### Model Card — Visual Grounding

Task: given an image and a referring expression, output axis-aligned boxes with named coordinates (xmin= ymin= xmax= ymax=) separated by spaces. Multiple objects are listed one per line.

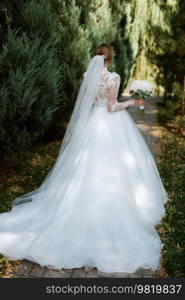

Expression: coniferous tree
xmin=0 ymin=0 xmax=62 ymax=152
xmin=53 ymin=0 xmax=134 ymax=105
xmin=109 ymin=0 xmax=134 ymax=93
xmin=2 ymin=0 xmax=170 ymax=153
xmin=52 ymin=0 xmax=91 ymax=118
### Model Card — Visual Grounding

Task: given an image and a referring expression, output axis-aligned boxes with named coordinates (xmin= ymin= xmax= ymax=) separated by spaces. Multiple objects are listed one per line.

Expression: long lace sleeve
xmin=107 ymin=74 xmax=134 ymax=112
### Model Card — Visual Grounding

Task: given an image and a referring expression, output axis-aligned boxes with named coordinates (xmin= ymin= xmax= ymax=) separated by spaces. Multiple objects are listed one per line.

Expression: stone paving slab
xmin=126 ymin=96 xmax=162 ymax=163
xmin=86 ymin=269 xmax=100 ymax=278
xmin=30 ymin=264 xmax=45 ymax=277
xmin=43 ymin=268 xmax=72 ymax=278
xmin=13 ymin=261 xmax=155 ymax=278
xmin=72 ymin=268 xmax=86 ymax=278
xmin=15 ymin=261 xmax=34 ymax=276
xmin=13 ymin=97 xmax=161 ymax=279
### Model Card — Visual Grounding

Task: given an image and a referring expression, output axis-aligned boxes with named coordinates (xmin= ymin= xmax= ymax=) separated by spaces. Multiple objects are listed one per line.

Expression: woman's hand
xmin=133 ymin=99 xmax=144 ymax=106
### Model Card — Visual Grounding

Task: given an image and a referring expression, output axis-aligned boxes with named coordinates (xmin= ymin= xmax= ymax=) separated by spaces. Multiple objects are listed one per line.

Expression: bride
xmin=0 ymin=44 xmax=168 ymax=274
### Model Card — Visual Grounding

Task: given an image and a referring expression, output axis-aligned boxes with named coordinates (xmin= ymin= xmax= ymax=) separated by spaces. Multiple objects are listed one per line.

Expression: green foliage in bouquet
xmin=131 ymin=89 xmax=151 ymax=99
xmin=130 ymin=89 xmax=151 ymax=116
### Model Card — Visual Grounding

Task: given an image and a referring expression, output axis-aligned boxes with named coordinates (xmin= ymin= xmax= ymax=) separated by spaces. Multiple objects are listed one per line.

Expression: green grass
xmin=0 ymin=127 xmax=184 ymax=277
xmin=0 ymin=139 xmax=61 ymax=277
xmin=157 ymin=132 xmax=185 ymax=277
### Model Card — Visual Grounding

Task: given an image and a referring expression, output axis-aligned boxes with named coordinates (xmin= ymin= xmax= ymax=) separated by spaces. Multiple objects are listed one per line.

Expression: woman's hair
xmin=95 ymin=44 xmax=114 ymax=64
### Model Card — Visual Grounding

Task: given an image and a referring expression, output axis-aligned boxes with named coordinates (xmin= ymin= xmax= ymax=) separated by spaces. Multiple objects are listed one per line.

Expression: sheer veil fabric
xmin=12 ymin=55 xmax=105 ymax=207
xmin=0 ymin=55 xmax=168 ymax=274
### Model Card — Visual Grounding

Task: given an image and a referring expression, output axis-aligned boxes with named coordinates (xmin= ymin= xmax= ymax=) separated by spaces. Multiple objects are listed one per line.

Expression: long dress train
xmin=0 ymin=66 xmax=168 ymax=273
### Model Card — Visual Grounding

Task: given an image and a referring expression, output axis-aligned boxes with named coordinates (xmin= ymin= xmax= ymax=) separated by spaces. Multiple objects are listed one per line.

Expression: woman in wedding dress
xmin=0 ymin=44 xmax=168 ymax=274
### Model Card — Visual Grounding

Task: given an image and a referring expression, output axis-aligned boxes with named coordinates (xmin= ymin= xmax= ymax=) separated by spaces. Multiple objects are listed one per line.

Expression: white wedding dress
xmin=0 ymin=60 xmax=168 ymax=273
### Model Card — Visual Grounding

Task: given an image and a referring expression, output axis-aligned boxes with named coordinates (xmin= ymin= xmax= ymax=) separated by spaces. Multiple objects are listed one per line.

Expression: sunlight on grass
xmin=156 ymin=131 xmax=185 ymax=278
xmin=9 ymin=185 xmax=25 ymax=194
xmin=0 ymin=139 xmax=61 ymax=277
xmin=28 ymin=155 xmax=43 ymax=167
xmin=1 ymin=131 xmax=184 ymax=278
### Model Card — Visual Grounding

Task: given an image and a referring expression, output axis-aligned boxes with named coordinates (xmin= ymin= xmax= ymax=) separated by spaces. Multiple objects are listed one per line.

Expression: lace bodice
xmin=93 ymin=67 xmax=134 ymax=112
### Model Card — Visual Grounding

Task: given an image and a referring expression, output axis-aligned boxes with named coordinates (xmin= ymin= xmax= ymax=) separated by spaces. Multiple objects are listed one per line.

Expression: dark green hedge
xmin=0 ymin=0 xmax=134 ymax=153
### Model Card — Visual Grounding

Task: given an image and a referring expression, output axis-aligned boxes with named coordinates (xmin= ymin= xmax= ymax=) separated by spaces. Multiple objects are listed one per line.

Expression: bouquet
xmin=129 ymin=80 xmax=153 ymax=116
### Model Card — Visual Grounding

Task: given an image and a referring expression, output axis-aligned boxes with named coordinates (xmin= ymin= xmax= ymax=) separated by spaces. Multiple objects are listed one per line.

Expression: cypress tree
xmin=0 ymin=0 xmax=62 ymax=152
xmin=52 ymin=0 xmax=91 ymax=118
xmin=51 ymin=0 xmax=134 ymax=120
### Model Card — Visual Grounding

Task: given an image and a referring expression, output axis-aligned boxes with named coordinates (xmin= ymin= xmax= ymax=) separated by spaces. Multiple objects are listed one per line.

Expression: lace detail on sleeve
xmin=107 ymin=74 xmax=134 ymax=112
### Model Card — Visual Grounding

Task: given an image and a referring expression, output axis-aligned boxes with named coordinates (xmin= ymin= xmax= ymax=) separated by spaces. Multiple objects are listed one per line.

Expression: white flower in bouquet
xmin=129 ymin=80 xmax=153 ymax=116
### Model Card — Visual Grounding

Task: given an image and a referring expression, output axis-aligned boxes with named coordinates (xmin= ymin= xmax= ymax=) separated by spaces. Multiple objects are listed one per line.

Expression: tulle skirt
xmin=0 ymin=105 xmax=168 ymax=273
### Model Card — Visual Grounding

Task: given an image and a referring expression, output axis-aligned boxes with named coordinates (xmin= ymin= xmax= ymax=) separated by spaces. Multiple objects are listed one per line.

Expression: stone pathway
xmin=12 ymin=96 xmax=162 ymax=278
xmin=127 ymin=95 xmax=162 ymax=163
xmin=13 ymin=261 xmax=154 ymax=278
